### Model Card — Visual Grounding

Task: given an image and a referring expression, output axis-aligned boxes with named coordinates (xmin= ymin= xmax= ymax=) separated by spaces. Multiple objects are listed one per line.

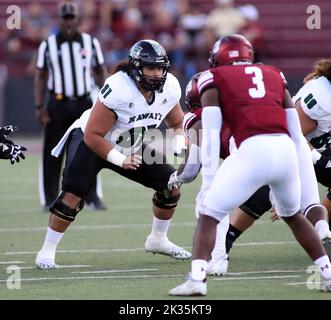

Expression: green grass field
xmin=0 ymin=138 xmax=330 ymax=300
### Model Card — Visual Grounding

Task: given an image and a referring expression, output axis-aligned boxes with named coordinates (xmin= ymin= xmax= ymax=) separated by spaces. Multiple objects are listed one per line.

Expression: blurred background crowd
xmin=0 ymin=0 xmax=330 ymax=132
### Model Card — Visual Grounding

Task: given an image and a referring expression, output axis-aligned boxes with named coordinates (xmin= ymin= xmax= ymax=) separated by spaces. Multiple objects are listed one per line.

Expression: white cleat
xmin=35 ymin=252 xmax=58 ymax=269
xmin=322 ymin=236 xmax=331 ymax=259
xmin=144 ymin=235 xmax=191 ymax=260
xmin=169 ymin=278 xmax=207 ymax=296
xmin=320 ymin=275 xmax=331 ymax=292
xmin=207 ymin=256 xmax=228 ymax=276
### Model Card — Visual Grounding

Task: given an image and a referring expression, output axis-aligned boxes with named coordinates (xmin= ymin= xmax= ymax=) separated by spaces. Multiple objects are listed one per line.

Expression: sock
xmin=151 ymin=216 xmax=171 ymax=238
xmin=191 ymin=259 xmax=208 ymax=281
xmin=315 ymin=220 xmax=331 ymax=239
xmin=211 ymin=215 xmax=229 ymax=262
xmin=39 ymin=227 xmax=64 ymax=260
xmin=314 ymin=255 xmax=331 ymax=279
xmin=225 ymin=224 xmax=242 ymax=254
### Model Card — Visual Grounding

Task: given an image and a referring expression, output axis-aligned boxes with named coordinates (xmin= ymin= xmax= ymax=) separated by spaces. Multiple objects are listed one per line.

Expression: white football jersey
xmin=79 ymin=71 xmax=181 ymax=155
xmin=292 ymin=76 xmax=331 ymax=152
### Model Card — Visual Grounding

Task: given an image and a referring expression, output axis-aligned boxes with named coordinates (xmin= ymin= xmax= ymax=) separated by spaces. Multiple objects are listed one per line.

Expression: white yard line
xmin=227 ymin=269 xmax=305 ymax=276
xmin=0 ymin=261 xmax=25 ymax=265
xmin=20 ymin=265 xmax=91 ymax=270
xmin=1 ymin=240 xmax=297 ymax=256
xmin=0 ymin=274 xmax=301 ymax=283
xmin=73 ymin=268 xmax=158 ymax=274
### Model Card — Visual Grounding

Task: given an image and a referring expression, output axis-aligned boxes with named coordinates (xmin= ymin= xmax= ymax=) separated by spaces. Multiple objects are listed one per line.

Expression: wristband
xmin=311 ymin=149 xmax=321 ymax=164
xmin=106 ymin=148 xmax=126 ymax=167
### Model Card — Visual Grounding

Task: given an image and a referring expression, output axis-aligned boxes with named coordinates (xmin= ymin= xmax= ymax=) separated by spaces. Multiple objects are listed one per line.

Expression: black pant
xmin=62 ymin=133 xmax=175 ymax=199
xmin=41 ymin=95 xmax=98 ymax=206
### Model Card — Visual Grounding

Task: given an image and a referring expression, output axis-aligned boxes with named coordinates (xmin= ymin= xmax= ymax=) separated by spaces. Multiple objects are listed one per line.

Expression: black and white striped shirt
xmin=36 ymin=32 xmax=104 ymax=98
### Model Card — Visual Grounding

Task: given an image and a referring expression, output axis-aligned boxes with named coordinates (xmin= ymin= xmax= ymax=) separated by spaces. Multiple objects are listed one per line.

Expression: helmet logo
xmin=229 ymin=50 xmax=239 ymax=58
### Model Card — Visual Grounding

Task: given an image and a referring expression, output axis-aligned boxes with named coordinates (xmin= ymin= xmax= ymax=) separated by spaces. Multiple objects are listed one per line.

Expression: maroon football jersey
xmin=184 ymin=108 xmax=231 ymax=159
xmin=198 ymin=64 xmax=289 ymax=147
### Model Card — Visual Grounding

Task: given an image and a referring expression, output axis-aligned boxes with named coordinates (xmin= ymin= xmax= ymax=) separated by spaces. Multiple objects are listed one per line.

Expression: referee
xmin=34 ymin=2 xmax=107 ymax=211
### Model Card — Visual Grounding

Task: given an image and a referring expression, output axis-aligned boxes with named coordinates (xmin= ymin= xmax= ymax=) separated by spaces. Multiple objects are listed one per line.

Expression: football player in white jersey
xmin=35 ymin=40 xmax=191 ymax=269
xmin=294 ymin=59 xmax=331 ymax=219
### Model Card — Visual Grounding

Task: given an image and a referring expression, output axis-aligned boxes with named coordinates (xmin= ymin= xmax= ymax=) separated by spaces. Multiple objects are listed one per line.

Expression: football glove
xmin=0 ymin=125 xmax=18 ymax=144
xmin=315 ymin=154 xmax=331 ymax=169
xmin=167 ymin=170 xmax=182 ymax=190
xmin=0 ymin=143 xmax=27 ymax=164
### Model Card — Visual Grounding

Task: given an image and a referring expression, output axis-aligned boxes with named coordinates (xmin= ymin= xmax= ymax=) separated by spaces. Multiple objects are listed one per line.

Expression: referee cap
xmin=60 ymin=2 xmax=78 ymax=18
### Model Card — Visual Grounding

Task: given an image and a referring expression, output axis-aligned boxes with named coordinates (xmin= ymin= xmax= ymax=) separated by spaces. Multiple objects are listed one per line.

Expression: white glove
xmin=173 ymin=135 xmax=187 ymax=157
xmin=195 ymin=187 xmax=209 ymax=219
xmin=167 ymin=170 xmax=182 ymax=190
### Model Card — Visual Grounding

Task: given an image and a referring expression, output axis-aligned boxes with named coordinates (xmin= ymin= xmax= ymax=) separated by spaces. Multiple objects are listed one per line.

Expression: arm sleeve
xmin=286 ymin=108 xmax=320 ymax=208
xmin=176 ymin=143 xmax=201 ymax=183
xmin=201 ymin=106 xmax=222 ymax=189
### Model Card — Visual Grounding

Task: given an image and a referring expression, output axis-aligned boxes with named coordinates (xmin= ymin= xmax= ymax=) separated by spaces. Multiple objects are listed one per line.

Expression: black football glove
xmin=0 ymin=125 xmax=18 ymax=144
xmin=315 ymin=154 xmax=331 ymax=169
xmin=0 ymin=143 xmax=27 ymax=164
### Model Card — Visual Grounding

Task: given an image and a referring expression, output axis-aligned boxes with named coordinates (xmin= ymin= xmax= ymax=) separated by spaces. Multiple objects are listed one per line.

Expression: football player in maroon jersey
xmin=168 ymin=72 xmax=271 ymax=276
xmin=169 ymin=34 xmax=331 ymax=296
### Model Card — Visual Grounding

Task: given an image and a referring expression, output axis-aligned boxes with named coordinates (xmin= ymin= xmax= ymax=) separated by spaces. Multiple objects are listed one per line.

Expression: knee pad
xmin=50 ymin=192 xmax=85 ymax=222
xmin=152 ymin=190 xmax=181 ymax=209
xmin=239 ymin=186 xmax=272 ymax=220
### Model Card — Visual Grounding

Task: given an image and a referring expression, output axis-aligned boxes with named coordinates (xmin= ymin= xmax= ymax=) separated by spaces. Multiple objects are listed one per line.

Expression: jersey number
xmin=304 ymin=93 xmax=317 ymax=109
xmin=116 ymin=124 xmax=157 ymax=148
xmin=100 ymin=84 xmax=112 ymax=99
xmin=245 ymin=66 xmax=266 ymax=98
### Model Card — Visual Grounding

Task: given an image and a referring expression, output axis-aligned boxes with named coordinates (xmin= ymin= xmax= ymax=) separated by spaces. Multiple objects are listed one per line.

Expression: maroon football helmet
xmin=185 ymin=72 xmax=202 ymax=111
xmin=209 ymin=34 xmax=254 ymax=67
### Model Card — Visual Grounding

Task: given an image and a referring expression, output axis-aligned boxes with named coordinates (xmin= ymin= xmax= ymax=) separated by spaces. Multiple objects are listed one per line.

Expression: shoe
xmin=320 ymin=275 xmax=331 ymax=292
xmin=207 ymin=255 xmax=228 ymax=276
xmin=169 ymin=278 xmax=207 ymax=296
xmin=35 ymin=251 xmax=58 ymax=269
xmin=322 ymin=237 xmax=331 ymax=260
xmin=144 ymin=235 xmax=191 ymax=260
xmin=86 ymin=198 xmax=107 ymax=211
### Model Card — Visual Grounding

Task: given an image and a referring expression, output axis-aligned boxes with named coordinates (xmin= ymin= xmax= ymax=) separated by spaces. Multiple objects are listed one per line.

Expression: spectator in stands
xmin=205 ymin=0 xmax=246 ymax=38
xmin=238 ymin=4 xmax=265 ymax=62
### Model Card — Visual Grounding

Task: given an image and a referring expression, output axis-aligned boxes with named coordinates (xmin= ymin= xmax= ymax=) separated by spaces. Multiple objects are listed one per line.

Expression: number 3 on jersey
xmin=245 ymin=66 xmax=266 ymax=98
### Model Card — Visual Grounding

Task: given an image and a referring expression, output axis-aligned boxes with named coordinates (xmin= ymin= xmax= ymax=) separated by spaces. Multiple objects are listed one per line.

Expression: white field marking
xmin=20 ymin=264 xmax=91 ymax=270
xmin=0 ymin=220 xmax=276 ymax=234
xmin=72 ymin=268 xmax=158 ymax=274
xmin=212 ymin=275 xmax=301 ymax=281
xmin=0 ymin=261 xmax=25 ymax=265
xmin=0 ymin=274 xmax=301 ymax=283
xmin=226 ymin=269 xmax=306 ymax=276
xmin=2 ymin=241 xmax=297 ymax=256
xmin=284 ymin=282 xmax=312 ymax=286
